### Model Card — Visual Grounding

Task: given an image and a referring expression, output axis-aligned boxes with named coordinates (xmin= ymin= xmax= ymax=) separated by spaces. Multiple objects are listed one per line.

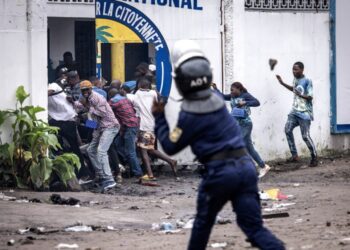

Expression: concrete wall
xmin=0 ymin=0 xmax=48 ymax=142
xmin=223 ymin=0 xmax=350 ymax=160
xmin=47 ymin=2 xmax=95 ymax=18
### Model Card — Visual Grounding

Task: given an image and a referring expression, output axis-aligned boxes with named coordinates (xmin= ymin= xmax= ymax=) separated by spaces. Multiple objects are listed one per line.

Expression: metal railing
xmin=47 ymin=0 xmax=95 ymax=4
xmin=245 ymin=0 xmax=329 ymax=11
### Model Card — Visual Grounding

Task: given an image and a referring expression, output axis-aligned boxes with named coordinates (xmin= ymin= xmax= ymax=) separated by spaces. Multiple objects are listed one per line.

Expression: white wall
xmin=47 ymin=3 xmax=95 ymax=18
xmin=224 ymin=1 xmax=350 ymax=160
xmin=0 ymin=0 xmax=48 ymax=142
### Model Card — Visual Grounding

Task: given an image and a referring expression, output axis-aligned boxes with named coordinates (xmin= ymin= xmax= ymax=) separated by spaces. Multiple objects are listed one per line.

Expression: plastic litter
xmin=64 ymin=225 xmax=93 ymax=232
xmin=55 ymin=243 xmax=79 ymax=249
xmin=211 ymin=242 xmax=228 ymax=248
xmin=340 ymin=238 xmax=350 ymax=246
xmin=160 ymin=222 xmax=174 ymax=231
xmin=7 ymin=239 xmax=15 ymax=246
xmin=216 ymin=216 xmax=231 ymax=225
xmin=0 ymin=192 xmax=16 ymax=201
xmin=259 ymin=188 xmax=290 ymax=201
xmin=264 ymin=203 xmax=295 ymax=212
xmin=183 ymin=218 xmax=195 ymax=229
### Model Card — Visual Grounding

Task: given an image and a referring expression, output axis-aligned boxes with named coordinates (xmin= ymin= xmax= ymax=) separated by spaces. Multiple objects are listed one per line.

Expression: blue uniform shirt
xmin=154 ymin=106 xmax=245 ymax=160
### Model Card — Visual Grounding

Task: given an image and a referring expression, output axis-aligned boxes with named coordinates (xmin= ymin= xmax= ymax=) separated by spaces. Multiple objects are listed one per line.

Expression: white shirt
xmin=48 ymin=83 xmax=77 ymax=121
xmin=134 ymin=89 xmax=158 ymax=132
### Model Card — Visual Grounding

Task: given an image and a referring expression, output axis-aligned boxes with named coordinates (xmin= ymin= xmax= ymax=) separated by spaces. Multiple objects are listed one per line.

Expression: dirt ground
xmin=1 ymin=154 xmax=350 ymax=250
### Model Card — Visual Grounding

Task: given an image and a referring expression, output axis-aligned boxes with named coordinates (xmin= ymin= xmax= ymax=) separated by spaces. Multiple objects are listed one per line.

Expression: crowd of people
xmin=48 ymin=52 xmax=177 ymax=192
xmin=47 ymin=43 xmax=318 ymax=249
xmin=48 ymin=50 xmax=317 ymax=194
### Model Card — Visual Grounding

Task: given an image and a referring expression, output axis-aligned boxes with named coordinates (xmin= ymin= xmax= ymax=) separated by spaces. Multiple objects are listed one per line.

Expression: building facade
xmin=0 ymin=0 xmax=349 ymax=163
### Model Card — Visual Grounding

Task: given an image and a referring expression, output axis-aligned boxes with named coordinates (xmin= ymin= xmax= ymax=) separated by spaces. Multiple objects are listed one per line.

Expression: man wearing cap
xmin=66 ymin=71 xmax=81 ymax=102
xmin=74 ymin=80 xmax=120 ymax=191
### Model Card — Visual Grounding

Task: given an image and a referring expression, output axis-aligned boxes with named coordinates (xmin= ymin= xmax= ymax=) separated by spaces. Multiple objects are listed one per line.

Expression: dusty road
xmin=0 ymin=155 xmax=350 ymax=250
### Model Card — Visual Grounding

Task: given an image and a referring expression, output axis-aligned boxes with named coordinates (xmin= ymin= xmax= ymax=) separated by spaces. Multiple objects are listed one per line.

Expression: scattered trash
xmin=0 ymin=192 xmax=16 ymax=201
xmin=293 ymin=183 xmax=301 ymax=187
xmin=55 ymin=243 xmax=79 ymax=249
xmin=151 ymin=223 xmax=160 ymax=231
xmin=18 ymin=228 xmax=30 ymax=234
xmin=262 ymin=212 xmax=290 ymax=219
xmin=259 ymin=188 xmax=290 ymax=201
xmin=183 ymin=218 xmax=195 ymax=229
xmin=176 ymin=219 xmax=186 ymax=228
xmin=161 ymin=200 xmax=170 ymax=204
xmin=7 ymin=239 xmax=15 ymax=246
xmin=17 ymin=227 xmax=59 ymax=235
xmin=64 ymin=225 xmax=93 ymax=232
xmin=50 ymin=194 xmax=80 ymax=206
xmin=160 ymin=222 xmax=174 ymax=231
xmin=326 ymin=221 xmax=331 ymax=227
xmin=216 ymin=216 xmax=231 ymax=225
xmin=339 ymin=238 xmax=350 ymax=246
xmin=264 ymin=203 xmax=295 ymax=212
xmin=106 ymin=226 xmax=116 ymax=231
xmin=29 ymin=198 xmax=41 ymax=203
xmin=129 ymin=206 xmax=139 ymax=210
xmin=301 ymin=244 xmax=313 ymax=249
xmin=211 ymin=242 xmax=228 ymax=248
xmin=295 ymin=218 xmax=303 ymax=223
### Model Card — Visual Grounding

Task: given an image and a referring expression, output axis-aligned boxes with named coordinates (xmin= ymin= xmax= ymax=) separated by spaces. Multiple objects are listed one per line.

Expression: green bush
xmin=0 ymin=86 xmax=80 ymax=190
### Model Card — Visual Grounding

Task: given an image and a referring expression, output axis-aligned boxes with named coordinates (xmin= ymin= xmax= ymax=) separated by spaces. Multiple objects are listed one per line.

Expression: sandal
xmin=140 ymin=175 xmax=157 ymax=181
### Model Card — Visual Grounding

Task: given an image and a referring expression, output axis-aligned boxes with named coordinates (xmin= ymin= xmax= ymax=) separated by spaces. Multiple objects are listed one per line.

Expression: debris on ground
xmin=259 ymin=188 xmax=290 ymax=201
xmin=263 ymin=202 xmax=295 ymax=212
xmin=0 ymin=192 xmax=16 ymax=201
xmin=216 ymin=216 xmax=232 ymax=225
xmin=211 ymin=242 xmax=228 ymax=248
xmin=262 ymin=212 xmax=290 ymax=219
xmin=55 ymin=243 xmax=79 ymax=249
xmin=65 ymin=225 xmax=93 ymax=232
xmin=7 ymin=239 xmax=15 ymax=246
xmin=50 ymin=194 xmax=80 ymax=206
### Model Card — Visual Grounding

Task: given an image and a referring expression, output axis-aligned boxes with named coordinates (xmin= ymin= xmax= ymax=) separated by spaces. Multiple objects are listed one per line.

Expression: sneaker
xmin=286 ymin=156 xmax=300 ymax=163
xmin=309 ymin=157 xmax=318 ymax=167
xmin=258 ymin=164 xmax=271 ymax=178
xmin=100 ymin=179 xmax=117 ymax=191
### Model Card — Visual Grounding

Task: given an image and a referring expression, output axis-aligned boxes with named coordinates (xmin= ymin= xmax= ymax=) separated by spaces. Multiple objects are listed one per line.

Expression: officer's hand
xmin=211 ymin=83 xmax=218 ymax=90
xmin=152 ymin=98 xmax=165 ymax=115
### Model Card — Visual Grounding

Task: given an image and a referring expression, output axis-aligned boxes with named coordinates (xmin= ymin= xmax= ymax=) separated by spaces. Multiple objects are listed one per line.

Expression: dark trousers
xmin=188 ymin=156 xmax=285 ymax=250
xmin=49 ymin=119 xmax=90 ymax=178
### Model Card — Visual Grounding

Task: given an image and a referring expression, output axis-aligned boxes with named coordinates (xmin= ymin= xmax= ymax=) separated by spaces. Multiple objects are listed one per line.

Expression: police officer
xmin=152 ymin=40 xmax=285 ymax=250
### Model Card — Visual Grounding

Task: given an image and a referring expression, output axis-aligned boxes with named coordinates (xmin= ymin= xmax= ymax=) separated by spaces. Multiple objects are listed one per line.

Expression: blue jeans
xmin=239 ymin=121 xmax=265 ymax=168
xmin=87 ymin=127 xmax=119 ymax=180
xmin=188 ymin=156 xmax=285 ymax=250
xmin=285 ymin=113 xmax=317 ymax=158
xmin=117 ymin=127 xmax=142 ymax=177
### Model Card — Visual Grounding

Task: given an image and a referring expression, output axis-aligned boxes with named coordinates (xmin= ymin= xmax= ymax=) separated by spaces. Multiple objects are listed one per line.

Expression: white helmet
xmin=171 ymin=40 xmax=212 ymax=99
